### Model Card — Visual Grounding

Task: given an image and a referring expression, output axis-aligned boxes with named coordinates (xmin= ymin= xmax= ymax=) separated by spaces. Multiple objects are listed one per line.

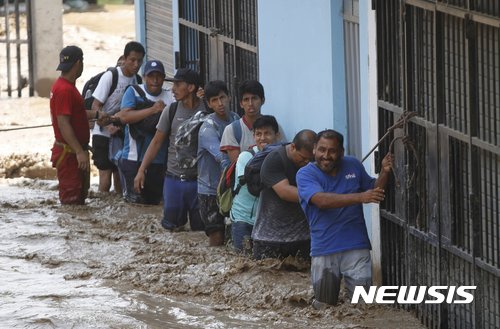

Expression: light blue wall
xmin=257 ymin=0 xmax=346 ymax=140
xmin=360 ymin=0 xmax=374 ymax=239
xmin=134 ymin=0 xmax=146 ymax=46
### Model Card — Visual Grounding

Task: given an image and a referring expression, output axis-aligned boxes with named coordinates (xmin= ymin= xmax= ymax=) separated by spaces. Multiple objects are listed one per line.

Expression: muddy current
xmin=0 ymin=176 xmax=426 ymax=329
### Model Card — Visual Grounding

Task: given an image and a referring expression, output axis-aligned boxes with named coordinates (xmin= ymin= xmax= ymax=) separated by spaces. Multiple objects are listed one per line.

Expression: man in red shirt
xmin=50 ymin=46 xmax=102 ymax=204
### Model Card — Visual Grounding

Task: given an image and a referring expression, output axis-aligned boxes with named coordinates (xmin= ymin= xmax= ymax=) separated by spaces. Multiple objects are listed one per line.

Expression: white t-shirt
xmin=220 ymin=116 xmax=287 ymax=153
xmin=220 ymin=117 xmax=256 ymax=153
xmin=92 ymin=67 xmax=138 ymax=137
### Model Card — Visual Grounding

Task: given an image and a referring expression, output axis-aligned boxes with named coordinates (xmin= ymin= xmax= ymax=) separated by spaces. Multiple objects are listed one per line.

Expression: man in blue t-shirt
xmin=115 ymin=59 xmax=173 ymax=204
xmin=296 ymin=129 xmax=393 ymax=308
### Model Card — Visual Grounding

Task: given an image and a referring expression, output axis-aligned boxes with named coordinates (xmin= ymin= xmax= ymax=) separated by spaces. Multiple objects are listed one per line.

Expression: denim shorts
xmin=161 ymin=175 xmax=204 ymax=231
xmin=231 ymin=221 xmax=253 ymax=252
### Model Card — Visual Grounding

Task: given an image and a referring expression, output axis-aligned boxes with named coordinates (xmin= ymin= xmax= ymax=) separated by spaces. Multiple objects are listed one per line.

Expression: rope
xmin=0 ymin=119 xmax=98 ymax=132
xmin=0 ymin=124 xmax=52 ymax=132
xmin=361 ymin=111 xmax=417 ymax=163
xmin=362 ymin=110 xmax=423 ymax=225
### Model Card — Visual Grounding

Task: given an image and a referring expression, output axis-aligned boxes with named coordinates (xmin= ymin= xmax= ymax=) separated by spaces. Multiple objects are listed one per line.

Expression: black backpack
xmin=244 ymin=143 xmax=285 ymax=197
xmin=128 ymin=85 xmax=161 ymax=141
xmin=81 ymin=67 xmax=143 ymax=110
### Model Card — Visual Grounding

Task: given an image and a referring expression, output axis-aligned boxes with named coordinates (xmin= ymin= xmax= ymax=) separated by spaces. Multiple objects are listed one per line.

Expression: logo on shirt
xmin=345 ymin=173 xmax=356 ymax=180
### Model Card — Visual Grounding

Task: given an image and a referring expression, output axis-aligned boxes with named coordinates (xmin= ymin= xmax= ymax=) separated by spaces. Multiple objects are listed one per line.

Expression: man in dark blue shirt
xmin=297 ymin=129 xmax=393 ymax=308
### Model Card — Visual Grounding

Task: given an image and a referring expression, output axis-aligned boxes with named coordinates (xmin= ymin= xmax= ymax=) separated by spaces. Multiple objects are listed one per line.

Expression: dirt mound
xmin=0 ymin=153 xmax=55 ymax=179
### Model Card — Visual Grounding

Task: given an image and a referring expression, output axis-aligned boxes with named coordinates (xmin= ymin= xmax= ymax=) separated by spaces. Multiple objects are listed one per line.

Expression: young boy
xmin=220 ymin=80 xmax=285 ymax=163
xmin=197 ymin=81 xmax=240 ymax=246
xmin=91 ymin=41 xmax=145 ymax=193
xmin=230 ymin=115 xmax=280 ymax=251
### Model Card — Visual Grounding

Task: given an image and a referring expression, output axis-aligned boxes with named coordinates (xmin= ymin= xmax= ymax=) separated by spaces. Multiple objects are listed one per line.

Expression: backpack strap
xmin=107 ymin=67 xmax=119 ymax=97
xmin=135 ymin=74 xmax=143 ymax=84
xmin=166 ymin=102 xmax=179 ymax=137
xmin=236 ymin=148 xmax=256 ymax=188
xmin=129 ymin=84 xmax=149 ymax=156
xmin=232 ymin=120 xmax=242 ymax=145
xmin=130 ymin=84 xmax=146 ymax=99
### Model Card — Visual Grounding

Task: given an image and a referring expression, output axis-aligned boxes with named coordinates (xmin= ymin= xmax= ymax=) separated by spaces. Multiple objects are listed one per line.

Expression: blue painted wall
xmin=257 ymin=0 xmax=346 ymax=140
xmin=134 ymin=1 xmax=146 ymax=46
xmin=359 ymin=0 xmax=373 ymax=239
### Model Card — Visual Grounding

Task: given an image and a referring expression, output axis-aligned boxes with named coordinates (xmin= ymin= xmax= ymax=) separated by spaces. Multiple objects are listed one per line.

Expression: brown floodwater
xmin=0 ymin=177 xmax=425 ymax=328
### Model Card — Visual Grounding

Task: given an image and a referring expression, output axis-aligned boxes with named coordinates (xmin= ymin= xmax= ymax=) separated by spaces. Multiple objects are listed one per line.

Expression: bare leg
xmin=98 ymin=169 xmax=112 ymax=192
xmin=112 ymin=170 xmax=122 ymax=195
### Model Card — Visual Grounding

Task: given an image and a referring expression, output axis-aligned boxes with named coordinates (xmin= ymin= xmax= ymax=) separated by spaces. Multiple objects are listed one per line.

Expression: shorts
xmin=92 ymin=135 xmax=116 ymax=170
xmin=198 ymin=193 xmax=225 ymax=235
xmin=253 ymin=239 xmax=310 ymax=261
xmin=118 ymin=158 xmax=164 ymax=205
xmin=311 ymin=249 xmax=372 ymax=305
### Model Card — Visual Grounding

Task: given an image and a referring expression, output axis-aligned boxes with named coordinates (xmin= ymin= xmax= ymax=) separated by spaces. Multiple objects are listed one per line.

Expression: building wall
xmin=135 ymin=0 xmax=177 ymax=77
xmin=259 ymin=1 xmax=383 ymax=278
xmin=257 ymin=0 xmax=346 ymax=139
xmin=359 ymin=0 xmax=381 ymax=285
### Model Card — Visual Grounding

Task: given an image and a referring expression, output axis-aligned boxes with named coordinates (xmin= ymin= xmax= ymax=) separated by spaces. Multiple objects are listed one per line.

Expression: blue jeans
xmin=162 ymin=175 xmax=204 ymax=231
xmin=231 ymin=221 xmax=253 ymax=251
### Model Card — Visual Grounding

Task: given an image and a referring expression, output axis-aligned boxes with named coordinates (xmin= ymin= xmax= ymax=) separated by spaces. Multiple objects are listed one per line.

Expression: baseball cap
xmin=56 ymin=45 xmax=83 ymax=71
xmin=144 ymin=60 xmax=165 ymax=76
xmin=165 ymin=68 xmax=201 ymax=86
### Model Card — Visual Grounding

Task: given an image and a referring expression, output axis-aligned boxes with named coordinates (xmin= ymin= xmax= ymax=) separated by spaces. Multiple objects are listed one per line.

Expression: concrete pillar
xmin=30 ymin=0 xmax=63 ymax=97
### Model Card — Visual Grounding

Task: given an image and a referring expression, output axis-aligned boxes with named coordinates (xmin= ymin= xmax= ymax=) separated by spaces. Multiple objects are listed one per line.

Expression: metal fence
xmin=375 ymin=0 xmax=499 ymax=328
xmin=0 ymin=0 xmax=33 ymax=97
xmin=177 ymin=0 xmax=258 ymax=114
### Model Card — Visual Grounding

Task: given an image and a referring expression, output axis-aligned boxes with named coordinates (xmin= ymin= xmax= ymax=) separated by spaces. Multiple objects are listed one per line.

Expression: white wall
xmin=359 ymin=1 xmax=381 ymax=285
xmin=30 ymin=0 xmax=63 ymax=97
xmin=257 ymin=0 xmax=346 ymax=139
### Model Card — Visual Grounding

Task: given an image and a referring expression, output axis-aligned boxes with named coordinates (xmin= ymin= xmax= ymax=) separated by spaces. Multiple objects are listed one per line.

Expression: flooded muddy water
xmin=0 ymin=5 xmax=426 ymax=327
xmin=0 ymin=178 xmax=425 ymax=328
